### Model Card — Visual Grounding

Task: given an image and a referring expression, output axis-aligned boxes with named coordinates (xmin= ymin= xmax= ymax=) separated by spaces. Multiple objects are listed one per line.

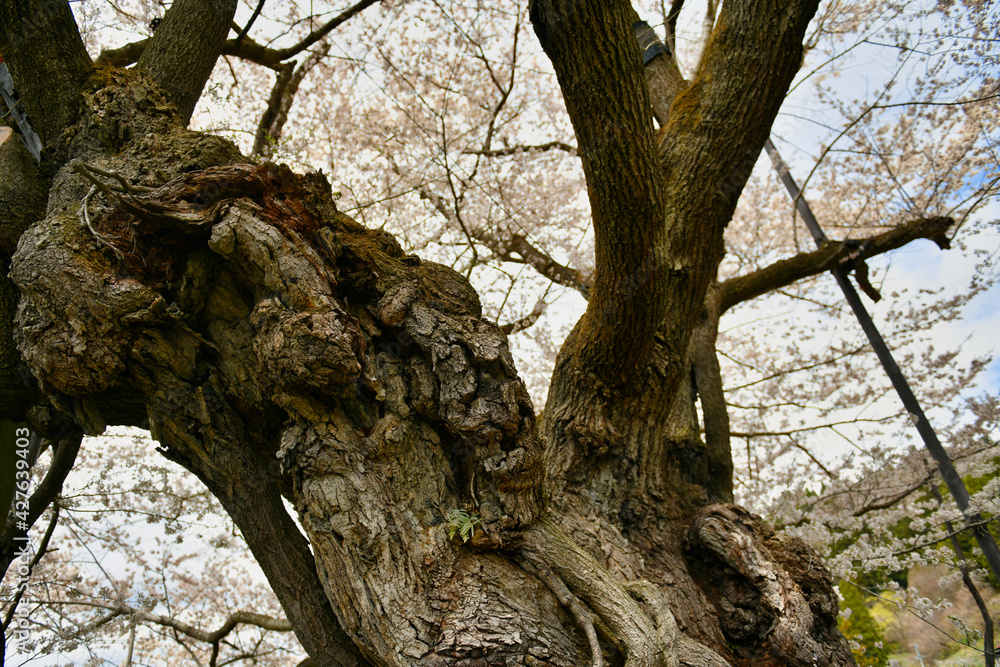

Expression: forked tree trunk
xmin=1 ymin=1 xmax=862 ymax=665
xmin=4 ymin=71 xmax=853 ymax=667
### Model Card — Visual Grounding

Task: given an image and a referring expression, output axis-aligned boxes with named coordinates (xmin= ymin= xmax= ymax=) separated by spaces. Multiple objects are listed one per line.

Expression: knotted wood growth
xmin=3 ymin=40 xmax=863 ymax=665
xmin=9 ymin=73 xmax=592 ymax=664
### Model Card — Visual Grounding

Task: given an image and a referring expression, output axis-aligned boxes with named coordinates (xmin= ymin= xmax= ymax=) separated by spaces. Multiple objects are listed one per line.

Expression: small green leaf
xmin=446 ymin=508 xmax=481 ymax=543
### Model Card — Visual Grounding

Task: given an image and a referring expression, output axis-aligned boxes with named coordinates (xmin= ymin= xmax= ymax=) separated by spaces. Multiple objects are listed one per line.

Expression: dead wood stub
xmin=84 ymin=162 xmax=347 ymax=288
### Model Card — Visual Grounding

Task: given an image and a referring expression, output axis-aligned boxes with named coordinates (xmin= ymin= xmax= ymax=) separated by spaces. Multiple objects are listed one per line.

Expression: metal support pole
xmin=627 ymin=9 xmax=1000 ymax=586
xmin=0 ymin=61 xmax=42 ymax=162
xmin=764 ymin=139 xmax=1000 ymax=584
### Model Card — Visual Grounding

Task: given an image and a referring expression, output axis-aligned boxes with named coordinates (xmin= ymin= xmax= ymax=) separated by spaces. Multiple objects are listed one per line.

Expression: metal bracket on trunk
xmin=0 ymin=61 xmax=42 ymax=162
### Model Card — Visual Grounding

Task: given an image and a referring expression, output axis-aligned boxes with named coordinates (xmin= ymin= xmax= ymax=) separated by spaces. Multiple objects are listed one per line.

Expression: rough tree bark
xmin=1 ymin=127 xmax=45 ymax=415
xmin=3 ymin=0 xmax=955 ymax=665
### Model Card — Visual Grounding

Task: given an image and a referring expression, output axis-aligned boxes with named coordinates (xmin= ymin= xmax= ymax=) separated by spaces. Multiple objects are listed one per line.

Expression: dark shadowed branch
xmin=477 ymin=229 xmax=591 ymax=299
xmin=665 ymin=0 xmax=684 ymax=54
xmin=1 ymin=430 xmax=81 ymax=579
xmin=242 ymin=0 xmax=380 ymax=65
xmin=500 ymin=297 xmax=548 ymax=336
xmin=233 ymin=0 xmax=267 ymax=47
xmin=253 ymin=62 xmax=296 ymax=155
xmin=95 ymin=38 xmax=149 ymax=68
xmin=253 ymin=42 xmax=331 ymax=158
xmin=0 ymin=0 xmax=92 ymax=146
xmin=1 ymin=502 xmax=60 ymax=632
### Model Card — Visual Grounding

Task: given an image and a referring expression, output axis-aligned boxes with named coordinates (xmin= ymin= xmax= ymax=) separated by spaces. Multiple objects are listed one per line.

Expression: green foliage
xmin=446 ymin=509 xmax=481 ymax=543
xmin=945 ymin=463 xmax=1000 ymax=588
xmin=839 ymin=583 xmax=895 ymax=667
xmin=826 ymin=457 xmax=1000 ymax=592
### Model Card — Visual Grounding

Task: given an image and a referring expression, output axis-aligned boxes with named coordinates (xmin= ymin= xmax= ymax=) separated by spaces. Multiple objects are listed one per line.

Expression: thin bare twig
xmin=847 ymin=580 xmax=994 ymax=658
xmin=78 ymin=186 xmax=125 ymax=259
xmin=233 ymin=0 xmax=266 ymax=47
xmin=98 ymin=0 xmax=380 ymax=69
xmin=272 ymin=0 xmax=380 ymax=62
xmin=1 ymin=504 xmax=61 ymax=631
xmin=43 ymin=599 xmax=293 ymax=645
xmin=462 ymin=141 xmax=577 ymax=158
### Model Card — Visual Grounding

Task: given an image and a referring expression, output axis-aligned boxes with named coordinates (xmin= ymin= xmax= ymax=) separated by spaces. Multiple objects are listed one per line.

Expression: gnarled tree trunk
xmin=0 ymin=0 xmax=917 ymax=665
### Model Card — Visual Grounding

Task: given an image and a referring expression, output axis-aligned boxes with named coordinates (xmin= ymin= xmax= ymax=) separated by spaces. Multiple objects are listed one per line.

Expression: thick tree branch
xmin=537 ymin=9 xmax=830 ymax=623
xmin=136 ymin=0 xmax=239 ymax=123
xmin=1 ymin=430 xmax=82 ymax=579
xmin=500 ymin=298 xmax=548 ymax=336
xmin=718 ymin=215 xmax=953 ymax=313
xmin=95 ymin=39 xmax=150 ymax=68
xmin=101 ymin=0 xmax=381 ymax=71
xmin=253 ymin=62 xmax=295 ymax=156
xmin=629 ymin=8 xmax=687 ymax=125
xmin=0 ymin=0 xmax=92 ymax=147
xmin=689 ymin=293 xmax=732 ymax=503
xmin=647 ymin=0 xmax=820 ymax=360
xmin=537 ymin=0 xmax=819 ymax=383
xmin=665 ymin=0 xmax=684 ymax=55
xmin=0 ymin=127 xmax=46 ymax=254
xmin=530 ymin=0 xmax=668 ymax=380
xmin=1 ymin=128 xmax=46 ymax=419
